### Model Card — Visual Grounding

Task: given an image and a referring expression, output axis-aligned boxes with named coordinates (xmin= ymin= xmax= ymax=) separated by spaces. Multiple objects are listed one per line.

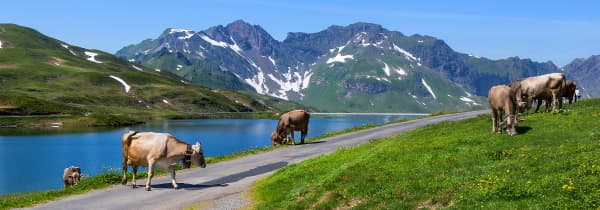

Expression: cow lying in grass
xmin=121 ymin=131 xmax=206 ymax=191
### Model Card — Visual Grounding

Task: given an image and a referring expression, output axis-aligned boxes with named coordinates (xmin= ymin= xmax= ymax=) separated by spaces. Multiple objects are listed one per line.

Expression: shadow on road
xmin=151 ymin=161 xmax=289 ymax=190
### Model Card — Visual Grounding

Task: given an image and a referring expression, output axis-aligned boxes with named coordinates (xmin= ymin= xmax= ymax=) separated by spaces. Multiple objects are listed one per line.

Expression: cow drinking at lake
xmin=271 ymin=110 xmax=310 ymax=145
xmin=121 ymin=131 xmax=206 ymax=191
xmin=63 ymin=166 xmax=82 ymax=188
xmin=488 ymin=85 xmax=518 ymax=136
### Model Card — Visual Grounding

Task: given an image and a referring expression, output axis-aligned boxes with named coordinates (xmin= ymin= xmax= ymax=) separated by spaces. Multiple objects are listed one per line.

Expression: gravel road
xmin=22 ymin=110 xmax=489 ymax=210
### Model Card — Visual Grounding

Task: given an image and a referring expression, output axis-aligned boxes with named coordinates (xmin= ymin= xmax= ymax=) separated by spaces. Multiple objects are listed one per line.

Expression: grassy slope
xmin=0 ymin=24 xmax=304 ymax=128
xmin=252 ymin=99 xmax=600 ymax=209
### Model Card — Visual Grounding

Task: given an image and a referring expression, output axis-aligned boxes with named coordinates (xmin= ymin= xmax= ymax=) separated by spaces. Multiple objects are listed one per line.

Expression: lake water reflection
xmin=0 ymin=113 xmax=424 ymax=194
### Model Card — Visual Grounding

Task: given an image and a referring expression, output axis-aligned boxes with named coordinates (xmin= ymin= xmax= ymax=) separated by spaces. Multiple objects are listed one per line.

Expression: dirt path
xmin=22 ymin=110 xmax=489 ymax=210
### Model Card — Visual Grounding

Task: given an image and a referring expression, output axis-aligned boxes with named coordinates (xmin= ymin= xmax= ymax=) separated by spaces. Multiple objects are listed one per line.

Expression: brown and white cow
xmin=63 ymin=166 xmax=82 ymax=188
xmin=271 ymin=110 xmax=310 ymax=145
xmin=530 ymin=80 xmax=577 ymax=112
xmin=488 ymin=85 xmax=518 ymax=136
xmin=510 ymin=73 xmax=566 ymax=113
xmin=121 ymin=131 xmax=206 ymax=191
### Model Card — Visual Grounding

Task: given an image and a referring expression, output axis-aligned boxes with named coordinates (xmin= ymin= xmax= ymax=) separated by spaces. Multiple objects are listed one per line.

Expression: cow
xmin=63 ymin=166 xmax=82 ymax=188
xmin=488 ymin=85 xmax=518 ymax=136
xmin=271 ymin=110 xmax=310 ymax=145
xmin=510 ymin=73 xmax=566 ymax=114
xmin=121 ymin=131 xmax=206 ymax=191
xmin=562 ymin=80 xmax=577 ymax=104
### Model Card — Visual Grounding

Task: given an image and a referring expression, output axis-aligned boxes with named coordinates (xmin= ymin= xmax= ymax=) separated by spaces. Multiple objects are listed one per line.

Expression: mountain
xmin=117 ymin=20 xmax=558 ymax=112
xmin=563 ymin=55 xmax=600 ymax=98
xmin=0 ymin=24 xmax=303 ymax=127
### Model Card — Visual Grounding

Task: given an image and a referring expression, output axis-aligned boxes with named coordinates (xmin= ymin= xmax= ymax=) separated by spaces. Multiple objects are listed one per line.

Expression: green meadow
xmin=252 ymin=99 xmax=600 ymax=209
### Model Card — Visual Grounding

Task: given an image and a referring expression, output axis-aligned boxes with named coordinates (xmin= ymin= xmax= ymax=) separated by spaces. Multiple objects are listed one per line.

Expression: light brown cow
xmin=488 ymin=85 xmax=518 ymax=136
xmin=530 ymin=80 xmax=577 ymax=113
xmin=63 ymin=166 xmax=82 ymax=188
xmin=511 ymin=73 xmax=566 ymax=113
xmin=121 ymin=131 xmax=206 ymax=191
xmin=271 ymin=110 xmax=310 ymax=145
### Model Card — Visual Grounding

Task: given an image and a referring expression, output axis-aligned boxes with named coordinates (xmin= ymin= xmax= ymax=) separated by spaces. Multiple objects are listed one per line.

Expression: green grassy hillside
xmin=0 ymin=24 xmax=303 ymax=127
xmin=252 ymin=99 xmax=600 ymax=209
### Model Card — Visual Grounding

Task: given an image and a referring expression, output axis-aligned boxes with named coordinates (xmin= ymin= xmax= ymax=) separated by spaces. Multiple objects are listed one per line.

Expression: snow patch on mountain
xmin=268 ymin=56 xmax=277 ymax=67
xmin=366 ymin=75 xmax=390 ymax=83
xmin=176 ymin=64 xmax=183 ymax=71
xmin=131 ymin=65 xmax=143 ymax=71
xmin=460 ymin=96 xmax=480 ymax=106
xmin=169 ymin=29 xmax=192 ymax=34
xmin=84 ymin=51 xmax=102 ymax=63
xmin=327 ymin=54 xmax=354 ymax=64
xmin=199 ymin=34 xmax=229 ymax=47
xmin=382 ymin=62 xmax=391 ymax=76
xmin=109 ymin=75 xmax=131 ymax=93
xmin=382 ymin=62 xmax=407 ymax=79
xmin=61 ymin=43 xmax=77 ymax=56
xmin=353 ymin=32 xmax=385 ymax=48
xmin=175 ymin=31 xmax=194 ymax=40
xmin=162 ymin=99 xmax=170 ymax=104
xmin=0 ymin=40 xmax=2 ymax=49
xmin=393 ymin=44 xmax=416 ymax=60
xmin=244 ymin=71 xmax=269 ymax=94
xmin=421 ymin=78 xmax=437 ymax=99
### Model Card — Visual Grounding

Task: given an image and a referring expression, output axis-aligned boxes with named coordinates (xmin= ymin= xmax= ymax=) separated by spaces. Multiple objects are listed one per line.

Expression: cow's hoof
xmin=173 ymin=185 xmax=180 ymax=189
xmin=145 ymin=187 xmax=151 ymax=191
xmin=132 ymin=185 xmax=137 ymax=189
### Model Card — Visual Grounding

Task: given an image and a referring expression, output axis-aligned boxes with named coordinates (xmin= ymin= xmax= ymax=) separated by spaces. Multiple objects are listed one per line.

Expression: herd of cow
xmin=488 ymin=72 xmax=578 ymax=136
xmin=62 ymin=74 xmax=575 ymax=190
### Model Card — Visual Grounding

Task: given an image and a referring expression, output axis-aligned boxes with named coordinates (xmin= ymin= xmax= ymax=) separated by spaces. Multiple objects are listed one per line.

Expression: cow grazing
xmin=63 ymin=166 xmax=82 ymax=188
xmin=271 ymin=110 xmax=310 ymax=145
xmin=562 ymin=80 xmax=577 ymax=104
xmin=488 ymin=85 xmax=518 ymax=136
xmin=511 ymin=73 xmax=566 ymax=113
xmin=121 ymin=131 xmax=206 ymax=191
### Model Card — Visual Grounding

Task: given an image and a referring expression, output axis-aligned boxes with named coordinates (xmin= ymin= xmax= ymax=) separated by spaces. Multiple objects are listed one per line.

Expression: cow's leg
xmin=492 ymin=110 xmax=498 ymax=133
xmin=131 ymin=165 xmax=138 ymax=188
xmin=145 ymin=160 xmax=155 ymax=191
xmin=301 ymin=129 xmax=307 ymax=144
xmin=558 ymin=95 xmax=563 ymax=110
xmin=121 ymin=163 xmax=128 ymax=185
xmin=169 ymin=165 xmax=179 ymax=189
xmin=534 ymin=99 xmax=542 ymax=113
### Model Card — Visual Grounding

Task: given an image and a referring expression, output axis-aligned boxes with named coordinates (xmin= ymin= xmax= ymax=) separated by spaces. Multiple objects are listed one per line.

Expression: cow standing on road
xmin=121 ymin=131 xmax=206 ymax=191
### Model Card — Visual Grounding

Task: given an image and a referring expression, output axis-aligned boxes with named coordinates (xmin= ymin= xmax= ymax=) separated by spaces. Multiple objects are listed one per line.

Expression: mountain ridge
xmin=116 ymin=20 xmax=572 ymax=112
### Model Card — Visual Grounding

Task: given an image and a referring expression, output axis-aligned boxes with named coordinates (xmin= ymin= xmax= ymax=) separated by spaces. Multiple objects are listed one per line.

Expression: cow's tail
xmin=121 ymin=130 xmax=137 ymax=184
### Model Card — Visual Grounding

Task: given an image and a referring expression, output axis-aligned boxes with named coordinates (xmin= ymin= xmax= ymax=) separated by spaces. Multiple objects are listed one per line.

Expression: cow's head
xmin=71 ymin=171 xmax=82 ymax=185
xmin=191 ymin=141 xmax=206 ymax=168
xmin=271 ymin=131 xmax=281 ymax=146
xmin=506 ymin=114 xmax=518 ymax=136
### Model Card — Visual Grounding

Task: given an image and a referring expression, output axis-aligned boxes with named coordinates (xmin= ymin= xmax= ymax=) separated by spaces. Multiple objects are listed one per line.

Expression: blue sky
xmin=2 ymin=0 xmax=599 ymax=66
